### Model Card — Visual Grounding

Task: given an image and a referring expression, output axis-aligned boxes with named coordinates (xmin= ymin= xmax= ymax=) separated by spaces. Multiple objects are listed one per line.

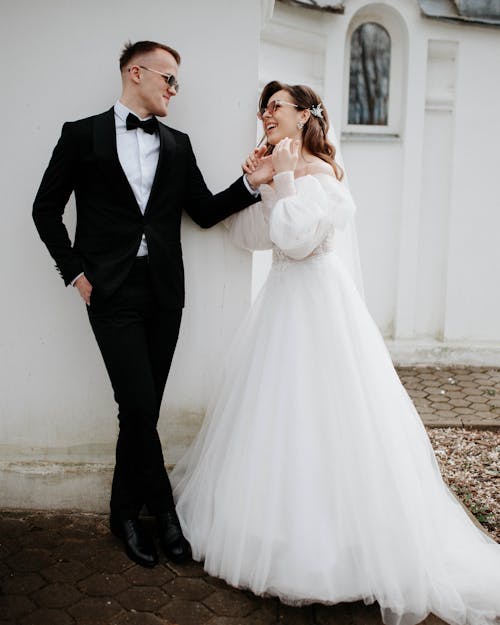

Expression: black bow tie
xmin=126 ymin=113 xmax=158 ymax=134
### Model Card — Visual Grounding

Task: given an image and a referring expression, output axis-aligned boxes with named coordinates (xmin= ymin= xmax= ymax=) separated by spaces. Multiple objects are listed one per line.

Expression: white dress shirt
xmin=114 ymin=99 xmax=160 ymax=257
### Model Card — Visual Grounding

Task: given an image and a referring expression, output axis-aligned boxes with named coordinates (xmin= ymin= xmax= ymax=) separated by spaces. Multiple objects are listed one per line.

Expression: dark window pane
xmin=348 ymin=23 xmax=391 ymax=125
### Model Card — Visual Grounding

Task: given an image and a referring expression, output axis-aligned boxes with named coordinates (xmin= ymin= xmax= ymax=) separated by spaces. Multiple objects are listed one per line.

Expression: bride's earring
xmin=297 ymin=121 xmax=304 ymax=130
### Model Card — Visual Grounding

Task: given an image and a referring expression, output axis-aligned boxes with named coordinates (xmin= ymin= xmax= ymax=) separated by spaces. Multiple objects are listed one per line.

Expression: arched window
xmin=343 ymin=5 xmax=406 ymax=138
xmin=348 ymin=23 xmax=391 ymax=125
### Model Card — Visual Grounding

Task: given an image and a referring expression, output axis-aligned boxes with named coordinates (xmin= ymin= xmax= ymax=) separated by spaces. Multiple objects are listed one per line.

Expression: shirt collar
xmin=114 ymin=100 xmax=154 ymax=126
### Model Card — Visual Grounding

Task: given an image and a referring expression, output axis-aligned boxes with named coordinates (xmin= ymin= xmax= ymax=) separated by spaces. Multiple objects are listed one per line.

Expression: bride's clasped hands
xmin=242 ymin=137 xmax=301 ymax=188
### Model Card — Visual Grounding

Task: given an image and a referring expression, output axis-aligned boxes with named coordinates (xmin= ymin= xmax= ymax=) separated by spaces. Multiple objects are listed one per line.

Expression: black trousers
xmin=87 ymin=257 xmax=182 ymax=519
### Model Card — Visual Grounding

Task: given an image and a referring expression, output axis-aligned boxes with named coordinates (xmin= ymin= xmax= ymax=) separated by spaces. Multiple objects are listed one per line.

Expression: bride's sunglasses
xmin=257 ymin=99 xmax=299 ymax=120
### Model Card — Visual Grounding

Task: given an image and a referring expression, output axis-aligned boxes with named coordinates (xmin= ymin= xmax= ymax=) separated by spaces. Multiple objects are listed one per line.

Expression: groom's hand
xmin=243 ymin=146 xmax=274 ymax=188
xmin=74 ymin=274 xmax=93 ymax=305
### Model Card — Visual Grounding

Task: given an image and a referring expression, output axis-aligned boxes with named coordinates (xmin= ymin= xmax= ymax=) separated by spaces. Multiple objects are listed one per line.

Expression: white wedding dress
xmin=171 ymin=172 xmax=500 ymax=625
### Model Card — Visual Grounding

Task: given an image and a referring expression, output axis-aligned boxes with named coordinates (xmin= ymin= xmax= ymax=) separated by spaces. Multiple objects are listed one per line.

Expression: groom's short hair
xmin=119 ymin=40 xmax=181 ymax=71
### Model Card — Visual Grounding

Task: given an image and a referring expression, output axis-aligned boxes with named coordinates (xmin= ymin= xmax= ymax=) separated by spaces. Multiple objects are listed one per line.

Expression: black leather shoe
xmin=110 ymin=516 xmax=158 ymax=568
xmin=157 ymin=510 xmax=192 ymax=563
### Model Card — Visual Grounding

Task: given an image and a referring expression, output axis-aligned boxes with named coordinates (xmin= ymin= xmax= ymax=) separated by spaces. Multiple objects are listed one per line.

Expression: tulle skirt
xmin=172 ymin=251 xmax=500 ymax=625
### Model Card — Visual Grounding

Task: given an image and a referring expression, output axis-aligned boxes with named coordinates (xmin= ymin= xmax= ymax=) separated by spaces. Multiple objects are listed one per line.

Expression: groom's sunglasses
xmin=130 ymin=65 xmax=180 ymax=92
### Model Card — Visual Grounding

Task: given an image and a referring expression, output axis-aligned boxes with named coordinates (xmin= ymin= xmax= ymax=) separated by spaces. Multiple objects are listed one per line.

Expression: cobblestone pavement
xmin=0 ymin=511 xmax=448 ymax=625
xmin=1 ymin=367 xmax=499 ymax=625
xmin=397 ymin=366 xmax=500 ymax=429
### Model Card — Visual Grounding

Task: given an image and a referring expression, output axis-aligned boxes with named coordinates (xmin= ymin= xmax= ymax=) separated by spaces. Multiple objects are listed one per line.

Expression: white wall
xmin=0 ymin=0 xmax=263 ymax=509
xmin=259 ymin=0 xmax=500 ymax=364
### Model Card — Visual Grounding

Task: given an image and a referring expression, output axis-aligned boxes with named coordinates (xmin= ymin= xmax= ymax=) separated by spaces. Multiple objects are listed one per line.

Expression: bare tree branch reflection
xmin=349 ymin=23 xmax=390 ymax=125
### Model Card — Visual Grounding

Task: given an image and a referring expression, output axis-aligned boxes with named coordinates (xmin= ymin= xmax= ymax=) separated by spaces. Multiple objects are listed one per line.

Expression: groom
xmin=33 ymin=40 xmax=261 ymax=567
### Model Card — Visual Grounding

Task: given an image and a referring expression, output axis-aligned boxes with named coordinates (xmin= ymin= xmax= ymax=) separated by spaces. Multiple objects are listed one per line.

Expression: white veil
xmin=328 ymin=125 xmax=365 ymax=300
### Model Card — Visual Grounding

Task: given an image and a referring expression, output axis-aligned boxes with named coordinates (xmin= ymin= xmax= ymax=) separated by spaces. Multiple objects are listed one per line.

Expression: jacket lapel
xmin=93 ymin=108 xmax=140 ymax=211
xmin=144 ymin=121 xmax=177 ymax=215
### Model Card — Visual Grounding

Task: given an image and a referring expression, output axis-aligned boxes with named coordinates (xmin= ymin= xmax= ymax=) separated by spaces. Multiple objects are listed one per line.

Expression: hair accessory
xmin=310 ymin=103 xmax=324 ymax=119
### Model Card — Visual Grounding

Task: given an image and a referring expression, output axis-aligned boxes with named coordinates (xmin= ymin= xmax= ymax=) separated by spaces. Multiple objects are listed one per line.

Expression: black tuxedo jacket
xmin=33 ymin=107 xmax=257 ymax=309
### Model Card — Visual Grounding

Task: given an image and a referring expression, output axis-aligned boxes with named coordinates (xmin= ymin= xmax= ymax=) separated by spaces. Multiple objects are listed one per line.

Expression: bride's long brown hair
xmin=259 ymin=81 xmax=343 ymax=181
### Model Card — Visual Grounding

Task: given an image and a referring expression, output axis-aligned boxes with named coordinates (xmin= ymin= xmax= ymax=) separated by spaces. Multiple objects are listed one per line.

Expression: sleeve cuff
xmin=71 ymin=272 xmax=84 ymax=286
xmin=243 ymin=174 xmax=260 ymax=197
xmin=273 ymin=171 xmax=296 ymax=200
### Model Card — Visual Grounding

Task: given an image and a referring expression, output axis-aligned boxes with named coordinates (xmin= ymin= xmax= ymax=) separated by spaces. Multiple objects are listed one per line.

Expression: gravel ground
xmin=427 ymin=427 xmax=500 ymax=541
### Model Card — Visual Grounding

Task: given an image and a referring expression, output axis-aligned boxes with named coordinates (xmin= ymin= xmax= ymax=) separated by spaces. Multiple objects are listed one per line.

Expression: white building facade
xmin=0 ymin=0 xmax=268 ymax=511
xmin=259 ymin=0 xmax=500 ymax=364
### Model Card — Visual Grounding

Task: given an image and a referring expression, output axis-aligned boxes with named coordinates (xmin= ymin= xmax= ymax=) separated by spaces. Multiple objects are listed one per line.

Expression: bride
xmin=171 ymin=81 xmax=500 ymax=625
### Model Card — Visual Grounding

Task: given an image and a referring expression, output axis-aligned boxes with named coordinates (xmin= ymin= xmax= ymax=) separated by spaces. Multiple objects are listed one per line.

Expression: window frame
xmin=343 ymin=6 xmax=405 ymax=139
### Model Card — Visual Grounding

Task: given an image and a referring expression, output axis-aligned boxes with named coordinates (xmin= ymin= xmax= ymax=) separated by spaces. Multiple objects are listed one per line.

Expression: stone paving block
xmin=0 ymin=540 xmax=19 ymax=562
xmin=19 ymin=529 xmax=62 ymax=550
xmin=464 ymin=387 xmax=484 ymax=401
xmin=0 ymin=594 xmax=37 ymax=620
xmin=203 ymin=588 xmax=259 ymax=617
xmin=25 ymin=514 xmax=73 ymax=532
xmin=316 ymin=602 xmax=353 ymax=625
xmin=111 ymin=612 xmax=174 ymax=625
xmin=54 ymin=539 xmax=102 ymax=561
xmin=277 ymin=604 xmax=314 ymax=624
xmin=416 ymin=408 xmax=434 ymax=415
xmin=67 ymin=597 xmax=123 ymax=625
xmin=453 ymin=407 xmax=475 ymax=415
xmin=423 ymin=383 xmax=441 ymax=392
xmin=428 ymin=396 xmax=449 ymax=404
xmin=166 ymin=560 xmax=206 ymax=578
xmin=159 ymin=598 xmax=213 ymax=625
xmin=115 ymin=586 xmax=170 ymax=612
xmin=32 ymin=582 xmax=83 ymax=609
xmin=461 ymin=415 xmax=499 ymax=426
xmin=86 ymin=548 xmax=134 ymax=574
xmin=407 ymin=390 xmax=428 ymax=398
xmin=469 ymin=403 xmax=490 ymax=412
xmin=77 ymin=572 xmax=129 ymax=597
xmin=464 ymin=394 xmax=489 ymax=403
xmin=0 ymin=516 xmax=30 ymax=534
xmin=350 ymin=601 xmax=383 ymax=625
xmin=442 ymin=390 xmax=463 ymax=398
xmin=64 ymin=527 xmax=100 ymax=541
xmin=41 ymin=560 xmax=91 ymax=584
xmin=7 ymin=549 xmax=55 ymax=573
xmin=243 ymin=604 xmax=279 ymax=625
xmin=433 ymin=410 xmax=458 ymax=418
xmin=0 ymin=562 xmax=10 ymax=579
xmin=421 ymin=615 xmax=448 ymax=625
xmin=450 ymin=396 xmax=470 ymax=408
xmin=208 ymin=618 xmax=253 ymax=625
xmin=1 ymin=572 xmax=46 ymax=595
xmin=165 ymin=576 xmax=215 ymax=600
xmin=429 ymin=402 xmax=451 ymax=411
xmin=18 ymin=607 xmax=76 ymax=625
xmin=208 ymin=612 xmax=277 ymax=625
xmin=424 ymin=419 xmax=459 ymax=428
xmin=205 ymin=575 xmax=232 ymax=590
xmin=124 ymin=564 xmax=174 ymax=586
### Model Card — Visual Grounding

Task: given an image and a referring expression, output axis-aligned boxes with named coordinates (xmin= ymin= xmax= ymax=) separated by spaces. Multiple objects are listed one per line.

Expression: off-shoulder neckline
xmin=260 ymin=172 xmax=338 ymax=192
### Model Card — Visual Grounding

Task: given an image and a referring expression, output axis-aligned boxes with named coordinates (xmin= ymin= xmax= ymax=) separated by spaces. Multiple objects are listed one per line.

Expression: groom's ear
xmin=126 ymin=65 xmax=141 ymax=84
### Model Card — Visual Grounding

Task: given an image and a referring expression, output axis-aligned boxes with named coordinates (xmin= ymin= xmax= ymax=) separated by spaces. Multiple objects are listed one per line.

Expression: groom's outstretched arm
xmin=183 ymin=136 xmax=259 ymax=229
xmin=33 ymin=122 xmax=84 ymax=285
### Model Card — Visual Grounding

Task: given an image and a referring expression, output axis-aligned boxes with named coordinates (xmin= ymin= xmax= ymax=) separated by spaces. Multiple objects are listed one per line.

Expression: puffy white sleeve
xmin=223 ymin=185 xmax=274 ymax=251
xmin=269 ymin=171 xmax=355 ymax=260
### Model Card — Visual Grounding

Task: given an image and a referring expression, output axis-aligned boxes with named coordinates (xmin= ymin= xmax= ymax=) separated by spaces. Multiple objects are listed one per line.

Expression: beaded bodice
xmin=272 ymin=231 xmax=335 ymax=268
